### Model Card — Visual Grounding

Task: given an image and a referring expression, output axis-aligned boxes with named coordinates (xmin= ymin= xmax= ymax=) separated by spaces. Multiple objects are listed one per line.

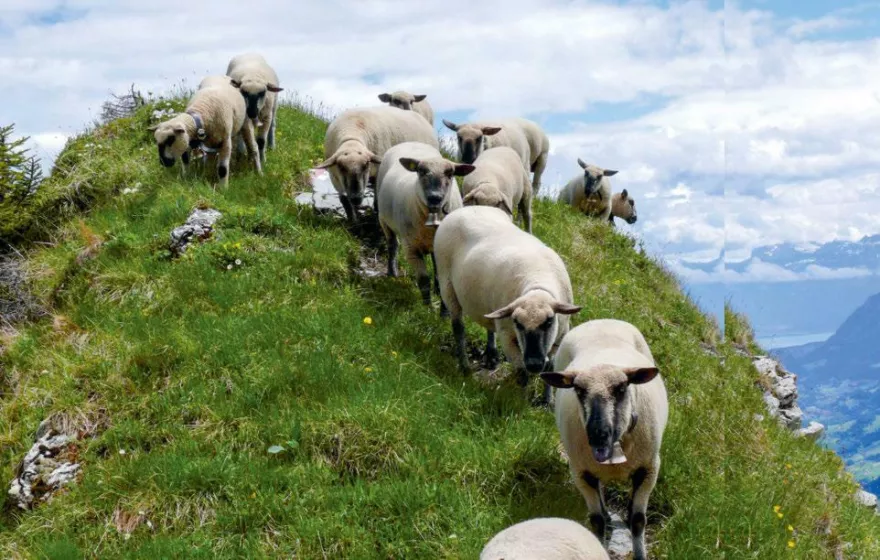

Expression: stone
xmin=855 ymin=489 xmax=878 ymax=509
xmin=8 ymin=424 xmax=81 ymax=510
xmin=607 ymin=512 xmax=633 ymax=559
xmin=169 ymin=208 xmax=223 ymax=255
xmin=795 ymin=421 xmax=825 ymax=441
xmin=772 ymin=374 xmax=798 ymax=407
xmin=762 ymin=391 xmax=780 ymax=417
xmin=778 ymin=405 xmax=803 ymax=430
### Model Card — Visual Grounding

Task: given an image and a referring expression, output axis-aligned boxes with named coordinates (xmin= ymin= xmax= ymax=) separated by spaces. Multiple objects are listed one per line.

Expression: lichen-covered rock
xmin=169 ymin=208 xmax=223 ymax=255
xmin=8 ymin=419 xmax=82 ymax=510
xmin=795 ymin=421 xmax=825 ymax=441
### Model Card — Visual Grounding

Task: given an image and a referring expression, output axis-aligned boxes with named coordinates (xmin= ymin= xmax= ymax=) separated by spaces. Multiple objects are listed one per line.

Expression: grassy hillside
xmin=0 ymin=97 xmax=878 ymax=559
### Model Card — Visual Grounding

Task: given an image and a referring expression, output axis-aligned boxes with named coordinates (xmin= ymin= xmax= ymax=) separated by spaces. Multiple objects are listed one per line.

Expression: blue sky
xmin=3 ymin=0 xmax=880 ymax=332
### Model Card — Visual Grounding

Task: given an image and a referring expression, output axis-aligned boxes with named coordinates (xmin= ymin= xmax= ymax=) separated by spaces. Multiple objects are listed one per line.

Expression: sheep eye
xmin=542 ymin=317 xmax=554 ymax=330
xmin=614 ymin=384 xmax=627 ymax=398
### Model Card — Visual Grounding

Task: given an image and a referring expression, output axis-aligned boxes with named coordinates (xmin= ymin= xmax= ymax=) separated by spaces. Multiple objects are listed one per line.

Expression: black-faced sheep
xmin=460 ymin=146 xmax=533 ymax=233
xmin=225 ymin=53 xmax=283 ymax=163
xmin=609 ymin=189 xmax=638 ymax=226
xmin=378 ymin=90 xmax=434 ymax=126
xmin=557 ymin=159 xmax=618 ymax=221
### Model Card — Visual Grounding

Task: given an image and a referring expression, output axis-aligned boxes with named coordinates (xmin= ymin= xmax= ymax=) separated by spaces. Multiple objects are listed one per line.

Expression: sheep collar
xmin=185 ymin=110 xmax=218 ymax=154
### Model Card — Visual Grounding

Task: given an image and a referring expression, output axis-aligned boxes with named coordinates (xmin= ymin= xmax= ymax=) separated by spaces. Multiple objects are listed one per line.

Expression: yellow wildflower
xmin=363 ymin=317 xmax=373 ymax=325
xmin=391 ymin=351 xmax=398 ymax=358
xmin=773 ymin=505 xmax=781 ymax=513
xmin=787 ymin=525 xmax=794 ymax=532
xmin=785 ymin=463 xmax=792 ymax=469
xmin=787 ymin=540 xmax=795 ymax=548
xmin=777 ymin=513 xmax=784 ymax=519
xmin=364 ymin=367 xmax=373 ymax=373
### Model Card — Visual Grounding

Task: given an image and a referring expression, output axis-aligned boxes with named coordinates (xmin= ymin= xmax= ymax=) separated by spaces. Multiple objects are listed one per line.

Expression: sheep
xmin=460 ymin=146 xmax=533 ymax=233
xmin=609 ymin=189 xmax=638 ymax=226
xmin=316 ymin=106 xmax=440 ymax=223
xmin=375 ymin=141 xmax=475 ymax=312
xmin=442 ymin=117 xmax=550 ymax=194
xmin=225 ymin=53 xmax=283 ymax=163
xmin=557 ymin=159 xmax=618 ymax=221
xmin=149 ymin=74 xmax=260 ymax=188
xmin=480 ymin=517 xmax=611 ymax=560
xmin=378 ymin=90 xmax=434 ymax=126
xmin=433 ymin=205 xmax=582 ymax=405
xmin=540 ymin=319 xmax=668 ymax=560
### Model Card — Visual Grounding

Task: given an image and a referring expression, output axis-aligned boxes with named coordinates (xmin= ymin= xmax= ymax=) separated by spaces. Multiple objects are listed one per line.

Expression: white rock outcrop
xmin=8 ymin=418 xmax=82 ymax=510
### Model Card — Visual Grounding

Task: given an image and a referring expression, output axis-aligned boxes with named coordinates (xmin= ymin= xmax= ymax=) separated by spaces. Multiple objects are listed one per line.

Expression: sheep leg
xmin=407 ymin=247 xmax=431 ymax=306
xmin=576 ymin=469 xmax=610 ymax=542
xmin=385 ymin=229 xmax=399 ymax=277
xmin=430 ymin=252 xmax=448 ymax=317
xmin=268 ymin=104 xmax=278 ymax=150
xmin=483 ymin=330 xmax=499 ymax=369
xmin=217 ymin=138 xmax=233 ymax=188
xmin=452 ymin=316 xmax=470 ymax=374
xmin=241 ymin=121 xmax=262 ymax=176
xmin=519 ymin=197 xmax=533 ymax=234
xmin=531 ymin=153 xmax=548 ymax=195
xmin=340 ymin=196 xmax=357 ymax=223
xmin=608 ymin=214 xmax=616 ymax=227
xmin=628 ymin=464 xmax=658 ymax=560
xmin=256 ymin=114 xmax=269 ymax=163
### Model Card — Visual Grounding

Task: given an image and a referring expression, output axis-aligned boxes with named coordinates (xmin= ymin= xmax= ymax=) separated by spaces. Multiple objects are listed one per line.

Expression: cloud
xmin=670 ymin=257 xmax=877 ymax=284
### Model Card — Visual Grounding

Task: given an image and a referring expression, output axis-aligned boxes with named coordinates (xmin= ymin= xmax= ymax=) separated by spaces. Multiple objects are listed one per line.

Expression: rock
xmin=607 ymin=512 xmax=633 ymax=559
xmin=8 ymin=422 xmax=81 ymax=510
xmin=772 ymin=374 xmax=798 ymax=407
xmin=753 ymin=356 xmax=778 ymax=378
xmin=778 ymin=404 xmax=803 ymax=430
xmin=795 ymin=421 xmax=825 ymax=441
xmin=169 ymin=208 xmax=222 ymax=255
xmin=855 ymin=489 xmax=878 ymax=509
xmin=762 ymin=391 xmax=780 ymax=417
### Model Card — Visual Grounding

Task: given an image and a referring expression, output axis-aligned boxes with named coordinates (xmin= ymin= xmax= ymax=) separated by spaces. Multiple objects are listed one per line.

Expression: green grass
xmin=0 ymin=97 xmax=878 ymax=559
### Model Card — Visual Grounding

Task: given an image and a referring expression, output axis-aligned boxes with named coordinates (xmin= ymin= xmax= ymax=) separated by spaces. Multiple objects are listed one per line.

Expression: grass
xmin=0 ymin=95 xmax=878 ymax=559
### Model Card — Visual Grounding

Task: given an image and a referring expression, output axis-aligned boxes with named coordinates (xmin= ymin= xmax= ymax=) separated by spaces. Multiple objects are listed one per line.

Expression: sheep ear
xmin=399 ymin=157 xmax=421 ymax=172
xmin=453 ymin=164 xmax=476 ymax=176
xmin=552 ymin=302 xmax=583 ymax=315
xmin=577 ymin=158 xmax=588 ymax=169
xmin=621 ymin=188 xmax=628 ymax=200
xmin=267 ymin=84 xmax=283 ymax=92
xmin=623 ymin=366 xmax=659 ymax=385
xmin=603 ymin=169 xmax=618 ymax=177
xmin=314 ymin=154 xmax=337 ymax=169
xmin=462 ymin=191 xmax=476 ymax=204
xmin=413 ymin=94 xmax=427 ymax=102
xmin=499 ymin=195 xmax=514 ymax=216
xmin=230 ymin=79 xmax=242 ymax=89
xmin=369 ymin=153 xmax=383 ymax=165
xmin=540 ymin=371 xmax=576 ymax=389
xmin=442 ymin=119 xmax=459 ymax=131
xmin=484 ymin=303 xmax=516 ymax=320
xmin=378 ymin=93 xmax=392 ymax=103
xmin=481 ymin=126 xmax=502 ymax=135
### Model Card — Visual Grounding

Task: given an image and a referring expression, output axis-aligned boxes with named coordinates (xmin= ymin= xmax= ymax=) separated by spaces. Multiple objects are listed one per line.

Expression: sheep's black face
xmin=511 ymin=306 xmax=558 ymax=374
xmin=572 ymin=372 xmax=632 ymax=464
xmin=416 ymin=165 xmax=455 ymax=212
xmin=583 ymin=171 xmax=603 ymax=197
xmin=242 ymin=91 xmax=266 ymax=120
xmin=391 ymin=98 xmax=413 ymax=110
xmin=626 ymin=200 xmax=638 ymax=224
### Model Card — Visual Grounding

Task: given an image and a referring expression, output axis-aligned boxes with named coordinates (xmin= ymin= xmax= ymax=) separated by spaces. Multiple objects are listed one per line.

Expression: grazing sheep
xmin=378 ymin=90 xmax=434 ymax=126
xmin=609 ymin=189 xmax=638 ymax=226
xmin=376 ymin=141 xmax=474 ymax=312
xmin=461 ymin=146 xmax=533 ymax=233
xmin=433 ymin=205 xmax=582 ymax=405
xmin=557 ymin=159 xmax=618 ymax=221
xmin=149 ymin=74 xmax=260 ymax=187
xmin=316 ymin=106 xmax=440 ymax=223
xmin=480 ymin=517 xmax=611 ymax=560
xmin=442 ymin=117 xmax=550 ymax=194
xmin=225 ymin=53 xmax=283 ymax=163
xmin=540 ymin=319 xmax=668 ymax=560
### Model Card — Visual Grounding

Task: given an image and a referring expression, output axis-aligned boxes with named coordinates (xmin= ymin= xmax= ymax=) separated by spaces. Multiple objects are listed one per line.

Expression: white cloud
xmin=671 ymin=258 xmax=877 ymax=284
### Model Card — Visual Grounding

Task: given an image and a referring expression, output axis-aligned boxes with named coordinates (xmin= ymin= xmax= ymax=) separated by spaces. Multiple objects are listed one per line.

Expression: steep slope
xmin=0 ymin=97 xmax=878 ymax=558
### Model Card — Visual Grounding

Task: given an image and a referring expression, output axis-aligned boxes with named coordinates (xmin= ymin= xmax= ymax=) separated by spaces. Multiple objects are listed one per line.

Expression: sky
xmin=4 ymin=0 xmax=880 ymax=293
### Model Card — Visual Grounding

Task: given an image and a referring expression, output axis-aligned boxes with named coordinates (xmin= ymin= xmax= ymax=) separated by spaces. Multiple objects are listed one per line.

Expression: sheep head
xmin=577 ymin=158 xmax=617 ymax=197
xmin=316 ymin=144 xmax=382 ymax=207
xmin=399 ymin=156 xmax=474 ymax=213
xmin=230 ymin=78 xmax=283 ymax=120
xmin=378 ymin=90 xmax=427 ymax=111
xmin=442 ymin=120 xmax=502 ymax=164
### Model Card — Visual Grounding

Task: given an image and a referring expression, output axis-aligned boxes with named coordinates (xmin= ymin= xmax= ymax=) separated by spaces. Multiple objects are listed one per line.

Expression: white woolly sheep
xmin=378 ymin=90 xmax=434 ymax=126
xmin=442 ymin=117 xmax=550 ymax=194
xmin=461 ymin=145 xmax=533 ymax=233
xmin=316 ymin=106 xmax=439 ymax=223
xmin=557 ymin=159 xmax=618 ymax=221
xmin=609 ymin=189 xmax=638 ymax=226
xmin=376 ymin=141 xmax=475 ymax=312
xmin=226 ymin=53 xmax=283 ymax=164
xmin=433 ymin=205 xmax=582 ymax=405
xmin=480 ymin=517 xmax=611 ymax=560
xmin=540 ymin=319 xmax=668 ymax=560
xmin=149 ymin=74 xmax=260 ymax=187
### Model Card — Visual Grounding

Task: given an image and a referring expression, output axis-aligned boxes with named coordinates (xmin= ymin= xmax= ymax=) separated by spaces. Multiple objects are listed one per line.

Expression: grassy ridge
xmin=0 ymin=99 xmax=878 ymax=559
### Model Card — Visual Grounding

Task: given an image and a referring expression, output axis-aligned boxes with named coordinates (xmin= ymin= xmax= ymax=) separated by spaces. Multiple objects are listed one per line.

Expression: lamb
xmin=480 ymin=517 xmax=610 ymax=560
xmin=378 ymin=90 xmax=434 ymax=126
xmin=609 ymin=189 xmax=638 ymax=226
xmin=149 ymin=74 xmax=260 ymax=188
xmin=460 ymin=146 xmax=533 ymax=233
xmin=442 ymin=117 xmax=550 ymax=194
xmin=225 ymin=53 xmax=283 ymax=163
xmin=557 ymin=159 xmax=618 ymax=221
xmin=433 ymin=205 xmax=582 ymax=405
xmin=376 ymin=141 xmax=474 ymax=312
xmin=540 ymin=319 xmax=668 ymax=560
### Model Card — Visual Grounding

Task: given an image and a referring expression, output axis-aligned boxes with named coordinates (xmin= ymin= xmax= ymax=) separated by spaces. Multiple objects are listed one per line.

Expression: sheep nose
xmin=592 ymin=445 xmax=612 ymax=463
xmin=524 ymin=356 xmax=546 ymax=373
xmin=426 ymin=194 xmax=443 ymax=208
xmin=349 ymin=195 xmax=364 ymax=207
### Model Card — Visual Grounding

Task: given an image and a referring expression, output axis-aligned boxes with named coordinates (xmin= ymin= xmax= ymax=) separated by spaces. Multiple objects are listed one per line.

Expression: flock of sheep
xmin=149 ymin=53 xmax=665 ymax=560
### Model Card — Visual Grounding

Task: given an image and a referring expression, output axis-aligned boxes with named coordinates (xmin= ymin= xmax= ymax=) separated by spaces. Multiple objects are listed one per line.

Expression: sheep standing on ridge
xmin=378 ymin=91 xmax=434 ymax=126
xmin=149 ymin=74 xmax=260 ymax=188
xmin=557 ymin=159 xmax=618 ymax=221
xmin=226 ymin=53 xmax=283 ymax=163
xmin=460 ymin=146 xmax=533 ymax=233
xmin=609 ymin=189 xmax=638 ymax=226
xmin=316 ymin=106 xmax=439 ymax=224
xmin=433 ymin=205 xmax=582 ymax=405
xmin=480 ymin=517 xmax=611 ymax=560
xmin=376 ymin=141 xmax=474 ymax=313
xmin=540 ymin=319 xmax=668 ymax=560
xmin=442 ymin=117 xmax=550 ymax=194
